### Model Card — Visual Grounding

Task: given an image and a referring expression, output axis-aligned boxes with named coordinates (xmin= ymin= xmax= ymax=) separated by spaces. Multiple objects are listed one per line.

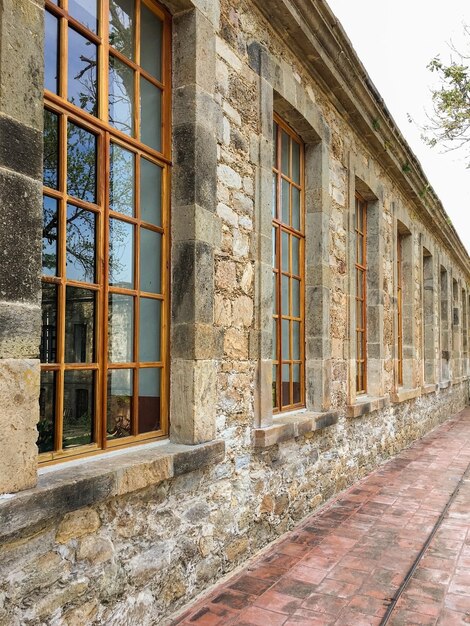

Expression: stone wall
xmin=1 ymin=0 xmax=470 ymax=624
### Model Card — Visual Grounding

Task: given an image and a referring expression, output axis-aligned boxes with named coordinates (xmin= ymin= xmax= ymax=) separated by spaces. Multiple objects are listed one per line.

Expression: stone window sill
xmin=391 ymin=387 xmax=421 ymax=404
xmin=346 ymin=395 xmax=388 ymax=418
xmin=0 ymin=439 xmax=225 ymax=541
xmin=452 ymin=377 xmax=466 ymax=386
xmin=253 ymin=410 xmax=339 ymax=448
xmin=422 ymin=383 xmax=437 ymax=395
xmin=438 ymin=380 xmax=451 ymax=390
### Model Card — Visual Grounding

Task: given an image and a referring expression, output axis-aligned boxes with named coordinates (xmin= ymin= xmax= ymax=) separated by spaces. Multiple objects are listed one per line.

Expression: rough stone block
xmin=0 ymin=359 xmax=39 ymax=494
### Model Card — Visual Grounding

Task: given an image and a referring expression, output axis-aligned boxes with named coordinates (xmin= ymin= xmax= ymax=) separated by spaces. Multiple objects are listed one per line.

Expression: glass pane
xmin=38 ymin=371 xmax=55 ymax=453
xmin=67 ymin=122 xmax=97 ymax=203
xmin=282 ymin=275 xmax=289 ymax=316
xmin=293 ymin=321 xmax=300 ymax=360
xmin=273 ymin=123 xmax=278 ymax=165
xmin=109 ymin=55 xmax=134 ymax=135
xmin=63 ymin=370 xmax=94 ymax=448
xmin=357 ymin=271 xmax=364 ymax=300
xmin=281 ymin=363 xmax=290 ymax=407
xmin=292 ymin=141 xmax=300 ymax=184
xmin=107 ymin=369 xmax=132 ymax=439
xmin=292 ymin=187 xmax=301 ymax=231
xmin=140 ymin=158 xmax=162 ymax=226
xmin=293 ymin=364 xmax=301 ymax=404
xmin=69 ymin=0 xmax=98 ymax=32
xmin=140 ymin=228 xmax=161 ymax=293
xmin=108 ymin=294 xmax=134 ymax=362
xmin=140 ymin=4 xmax=162 ymax=80
xmin=272 ymin=319 xmax=277 ymax=360
xmin=281 ymin=230 xmax=289 ymax=272
xmin=66 ymin=205 xmax=96 ymax=282
xmin=42 ymin=197 xmax=59 ymax=276
xmin=140 ymin=77 xmax=161 ymax=151
xmin=292 ymin=236 xmax=300 ymax=276
xmin=44 ymin=109 xmax=59 ymax=189
xmin=109 ymin=0 xmax=134 ymax=59
xmin=357 ymin=233 xmax=363 ymax=265
xmin=272 ymin=364 xmax=277 ymax=408
xmin=281 ymin=179 xmax=290 ymax=224
xmin=272 ymin=273 xmax=277 ymax=315
xmin=110 ymin=143 xmax=134 ymax=216
xmin=281 ymin=131 xmax=289 ymax=175
xmin=139 ymin=297 xmax=161 ymax=362
xmin=282 ymin=318 xmax=289 ymax=360
xmin=138 ymin=368 xmax=160 ymax=433
xmin=272 ymin=173 xmax=277 ymax=218
xmin=65 ymin=287 xmax=95 ymax=362
xmin=68 ymin=28 xmax=97 ymax=115
xmin=45 ymin=11 xmax=59 ymax=94
xmin=272 ymin=226 xmax=277 ymax=267
xmin=292 ymin=279 xmax=300 ymax=317
xmin=109 ymin=218 xmax=134 ymax=287
xmin=40 ymin=283 xmax=58 ymax=363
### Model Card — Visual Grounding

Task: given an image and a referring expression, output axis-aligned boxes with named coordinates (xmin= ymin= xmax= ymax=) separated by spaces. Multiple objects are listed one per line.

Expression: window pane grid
xmin=355 ymin=194 xmax=367 ymax=394
xmin=397 ymin=234 xmax=403 ymax=386
xmin=272 ymin=114 xmax=305 ymax=413
xmin=41 ymin=0 xmax=170 ymax=462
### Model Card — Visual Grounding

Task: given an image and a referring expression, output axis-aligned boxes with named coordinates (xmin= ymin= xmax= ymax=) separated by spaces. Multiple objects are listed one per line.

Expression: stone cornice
xmin=251 ymin=0 xmax=470 ymax=277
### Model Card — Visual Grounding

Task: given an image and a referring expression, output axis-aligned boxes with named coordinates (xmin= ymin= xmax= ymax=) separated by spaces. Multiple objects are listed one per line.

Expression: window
xmin=355 ymin=193 xmax=367 ymax=394
xmin=39 ymin=0 xmax=171 ymax=461
xmin=440 ymin=267 xmax=449 ymax=381
xmin=272 ymin=115 xmax=305 ymax=412
xmin=422 ymin=248 xmax=434 ymax=384
xmin=397 ymin=233 xmax=403 ymax=387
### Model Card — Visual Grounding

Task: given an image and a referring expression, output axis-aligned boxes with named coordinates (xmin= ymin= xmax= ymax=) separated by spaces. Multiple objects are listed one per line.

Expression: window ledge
xmin=452 ymin=377 xmax=465 ymax=386
xmin=422 ymin=383 xmax=438 ymax=395
xmin=391 ymin=387 xmax=421 ymax=404
xmin=346 ymin=395 xmax=389 ymax=418
xmin=253 ymin=410 xmax=339 ymax=449
xmin=0 ymin=439 xmax=225 ymax=542
xmin=438 ymin=380 xmax=451 ymax=390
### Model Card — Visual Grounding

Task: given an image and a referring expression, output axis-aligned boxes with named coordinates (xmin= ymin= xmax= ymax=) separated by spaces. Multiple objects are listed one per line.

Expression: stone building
xmin=0 ymin=0 xmax=469 ymax=623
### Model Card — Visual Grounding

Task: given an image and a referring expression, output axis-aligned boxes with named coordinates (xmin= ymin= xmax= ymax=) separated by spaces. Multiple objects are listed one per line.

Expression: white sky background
xmin=326 ymin=0 xmax=470 ymax=254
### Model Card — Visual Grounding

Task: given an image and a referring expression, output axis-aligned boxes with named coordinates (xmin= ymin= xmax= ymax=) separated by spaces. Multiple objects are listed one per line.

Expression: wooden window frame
xmin=355 ymin=192 xmax=367 ymax=394
xmin=397 ymin=232 xmax=404 ymax=387
xmin=41 ymin=0 xmax=171 ymax=464
xmin=272 ymin=113 xmax=305 ymax=413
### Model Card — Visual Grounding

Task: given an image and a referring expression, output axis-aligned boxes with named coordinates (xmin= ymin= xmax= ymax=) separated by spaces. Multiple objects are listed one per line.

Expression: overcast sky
xmin=326 ymin=0 xmax=470 ymax=254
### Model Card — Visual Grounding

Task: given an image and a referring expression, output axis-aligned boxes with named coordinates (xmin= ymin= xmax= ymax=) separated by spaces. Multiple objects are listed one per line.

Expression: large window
xmin=272 ymin=115 xmax=305 ymax=412
xmin=355 ymin=193 xmax=367 ymax=394
xmin=397 ymin=232 xmax=403 ymax=387
xmin=39 ymin=0 xmax=171 ymax=462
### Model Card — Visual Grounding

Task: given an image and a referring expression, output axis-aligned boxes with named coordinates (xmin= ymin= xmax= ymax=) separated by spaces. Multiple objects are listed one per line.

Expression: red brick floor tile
xmin=287 ymin=564 xmax=328 ymax=585
xmin=229 ymin=575 xmax=273 ymax=597
xmin=301 ymin=593 xmax=348 ymax=616
xmin=253 ymin=590 xmax=302 ymax=615
xmin=335 ymin=608 xmax=383 ymax=625
xmin=386 ymin=609 xmax=438 ymax=625
xmin=271 ymin=577 xmax=319 ymax=600
xmin=315 ymin=577 xmax=361 ymax=599
xmin=235 ymin=606 xmax=288 ymax=626
xmin=397 ymin=594 xmax=443 ymax=618
xmin=185 ymin=604 xmax=237 ymax=625
xmin=346 ymin=594 xmax=389 ymax=616
xmin=413 ymin=567 xmax=453 ymax=585
xmin=211 ymin=589 xmax=256 ymax=611
xmin=245 ymin=564 xmax=289 ymax=582
xmin=284 ymin=608 xmax=336 ymax=625
xmin=436 ymin=609 xmax=470 ymax=625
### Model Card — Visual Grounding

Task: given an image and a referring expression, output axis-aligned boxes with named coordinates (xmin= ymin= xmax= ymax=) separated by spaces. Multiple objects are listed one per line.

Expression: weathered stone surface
xmin=56 ymin=508 xmax=101 ymax=543
xmin=0 ymin=359 xmax=38 ymax=494
xmin=77 ymin=536 xmax=114 ymax=565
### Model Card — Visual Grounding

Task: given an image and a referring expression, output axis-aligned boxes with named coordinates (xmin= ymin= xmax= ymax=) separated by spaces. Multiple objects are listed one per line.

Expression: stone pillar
xmin=170 ymin=5 xmax=221 ymax=443
xmin=0 ymin=0 xmax=43 ymax=493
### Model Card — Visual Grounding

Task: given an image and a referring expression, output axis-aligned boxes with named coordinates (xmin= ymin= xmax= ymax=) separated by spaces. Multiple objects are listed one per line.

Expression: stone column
xmin=0 ymin=0 xmax=44 ymax=493
xmin=170 ymin=5 xmax=221 ymax=443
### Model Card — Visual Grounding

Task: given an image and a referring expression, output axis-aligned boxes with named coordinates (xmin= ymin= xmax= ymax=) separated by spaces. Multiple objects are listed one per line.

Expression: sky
xmin=326 ymin=0 xmax=470 ymax=254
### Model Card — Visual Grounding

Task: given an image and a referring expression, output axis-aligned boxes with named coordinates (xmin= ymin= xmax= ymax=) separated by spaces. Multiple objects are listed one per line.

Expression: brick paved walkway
xmin=171 ymin=407 xmax=470 ymax=626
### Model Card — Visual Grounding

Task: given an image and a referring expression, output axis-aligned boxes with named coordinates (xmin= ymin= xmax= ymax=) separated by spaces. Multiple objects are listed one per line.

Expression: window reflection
xmin=66 ymin=205 xmax=96 ymax=283
xmin=44 ymin=109 xmax=59 ymax=189
xmin=43 ymin=196 xmax=59 ymax=276
xmin=109 ymin=0 xmax=135 ymax=59
xmin=109 ymin=55 xmax=134 ymax=135
xmin=109 ymin=218 xmax=134 ymax=287
xmin=63 ymin=370 xmax=94 ymax=448
xmin=41 ymin=284 xmax=57 ymax=363
xmin=65 ymin=287 xmax=95 ymax=363
xmin=110 ymin=143 xmax=134 ymax=216
xmin=45 ymin=11 xmax=59 ymax=94
xmin=67 ymin=122 xmax=97 ymax=202
xmin=107 ymin=369 xmax=133 ymax=439
xmin=68 ymin=27 xmax=98 ymax=115
xmin=38 ymin=371 xmax=55 ymax=453
xmin=69 ymin=0 xmax=98 ymax=33
xmin=108 ymin=294 xmax=134 ymax=362
xmin=138 ymin=368 xmax=160 ymax=433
